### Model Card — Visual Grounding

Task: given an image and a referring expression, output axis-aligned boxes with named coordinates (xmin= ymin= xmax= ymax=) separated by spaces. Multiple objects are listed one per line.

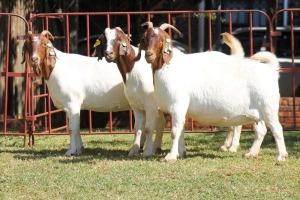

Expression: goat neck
xmin=116 ymin=43 xmax=135 ymax=83
xmin=22 ymin=31 xmax=56 ymax=81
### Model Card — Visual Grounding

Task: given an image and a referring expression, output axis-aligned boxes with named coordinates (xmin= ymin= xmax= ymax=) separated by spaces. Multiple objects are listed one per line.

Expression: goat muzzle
xmin=145 ymin=51 xmax=156 ymax=63
xmin=31 ymin=56 xmax=38 ymax=63
xmin=104 ymin=50 xmax=116 ymax=63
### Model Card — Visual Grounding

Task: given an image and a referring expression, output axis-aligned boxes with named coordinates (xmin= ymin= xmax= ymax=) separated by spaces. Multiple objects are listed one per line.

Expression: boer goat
xmin=136 ymin=22 xmax=288 ymax=162
xmin=22 ymin=30 xmax=130 ymax=156
xmin=92 ymin=27 xmax=165 ymax=157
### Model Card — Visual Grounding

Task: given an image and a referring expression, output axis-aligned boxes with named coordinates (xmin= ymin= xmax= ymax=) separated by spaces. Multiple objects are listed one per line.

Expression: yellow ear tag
xmin=93 ymin=39 xmax=101 ymax=48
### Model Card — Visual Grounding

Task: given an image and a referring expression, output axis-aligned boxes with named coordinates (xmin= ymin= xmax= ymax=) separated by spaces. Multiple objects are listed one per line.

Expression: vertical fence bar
xmin=290 ymin=11 xmax=296 ymax=128
xmin=107 ymin=14 xmax=110 ymax=27
xmin=188 ymin=13 xmax=192 ymax=53
xmin=167 ymin=13 xmax=171 ymax=36
xmin=208 ymin=12 xmax=212 ymax=50
xmin=45 ymin=16 xmax=52 ymax=134
xmin=86 ymin=14 xmax=91 ymax=56
xmin=3 ymin=16 xmax=11 ymax=134
xmin=106 ymin=14 xmax=113 ymax=133
xmin=86 ymin=14 xmax=93 ymax=133
xmin=228 ymin=12 xmax=233 ymax=54
xmin=127 ymin=13 xmax=133 ymax=132
xmin=65 ymin=15 xmax=70 ymax=53
xmin=30 ymin=73 xmax=35 ymax=146
xmin=188 ymin=13 xmax=194 ymax=131
xmin=249 ymin=12 xmax=253 ymax=56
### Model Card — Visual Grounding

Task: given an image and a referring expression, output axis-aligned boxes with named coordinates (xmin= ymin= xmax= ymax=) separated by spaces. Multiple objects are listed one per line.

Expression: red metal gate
xmin=25 ymin=10 xmax=273 ymax=138
xmin=272 ymin=8 xmax=300 ymax=130
xmin=0 ymin=13 xmax=29 ymax=145
xmin=1 ymin=9 xmax=299 ymax=146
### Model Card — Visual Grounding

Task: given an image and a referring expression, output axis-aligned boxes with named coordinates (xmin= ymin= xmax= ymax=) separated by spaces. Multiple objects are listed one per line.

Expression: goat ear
xmin=119 ymin=41 xmax=129 ymax=56
xmin=43 ymin=47 xmax=56 ymax=79
xmin=162 ymin=37 xmax=173 ymax=64
xmin=92 ymin=35 xmax=105 ymax=61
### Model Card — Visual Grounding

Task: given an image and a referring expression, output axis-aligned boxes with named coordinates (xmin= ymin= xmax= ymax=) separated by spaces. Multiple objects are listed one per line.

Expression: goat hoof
xmin=164 ymin=153 xmax=178 ymax=162
xmin=154 ymin=147 xmax=163 ymax=155
xmin=179 ymin=151 xmax=186 ymax=158
xmin=65 ymin=148 xmax=82 ymax=156
xmin=220 ymin=145 xmax=229 ymax=152
xmin=229 ymin=146 xmax=239 ymax=153
xmin=65 ymin=149 xmax=76 ymax=156
xmin=277 ymin=153 xmax=288 ymax=162
xmin=128 ymin=145 xmax=140 ymax=157
xmin=244 ymin=152 xmax=258 ymax=159
xmin=142 ymin=151 xmax=153 ymax=157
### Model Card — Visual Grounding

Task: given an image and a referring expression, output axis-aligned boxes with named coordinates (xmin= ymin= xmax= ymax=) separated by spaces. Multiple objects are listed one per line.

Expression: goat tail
xmin=221 ymin=32 xmax=244 ymax=60
xmin=250 ymin=51 xmax=280 ymax=72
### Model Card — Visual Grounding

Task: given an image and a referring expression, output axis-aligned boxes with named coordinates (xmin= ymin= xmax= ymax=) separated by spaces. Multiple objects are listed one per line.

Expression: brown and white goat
xmin=22 ymin=30 xmax=130 ymax=156
xmin=92 ymin=27 xmax=166 ymax=157
xmin=136 ymin=22 xmax=287 ymax=162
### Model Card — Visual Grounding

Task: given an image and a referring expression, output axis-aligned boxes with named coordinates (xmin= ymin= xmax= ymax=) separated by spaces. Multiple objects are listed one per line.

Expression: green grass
xmin=1 ymin=131 xmax=300 ymax=200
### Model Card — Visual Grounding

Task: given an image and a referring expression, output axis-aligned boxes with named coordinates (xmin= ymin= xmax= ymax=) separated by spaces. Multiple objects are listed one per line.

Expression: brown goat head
xmin=22 ymin=30 xmax=56 ymax=80
xmin=92 ymin=27 xmax=132 ymax=63
xmin=135 ymin=22 xmax=181 ymax=70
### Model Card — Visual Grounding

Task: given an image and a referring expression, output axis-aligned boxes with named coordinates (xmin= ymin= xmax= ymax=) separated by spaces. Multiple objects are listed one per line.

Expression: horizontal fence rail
xmin=0 ymin=9 xmax=300 ymax=146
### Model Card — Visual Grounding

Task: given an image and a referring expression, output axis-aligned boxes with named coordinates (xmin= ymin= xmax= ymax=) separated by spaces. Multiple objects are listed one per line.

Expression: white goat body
xmin=153 ymin=51 xmax=287 ymax=161
xmin=47 ymin=49 xmax=129 ymax=112
xmin=156 ymin=52 xmax=275 ymax=126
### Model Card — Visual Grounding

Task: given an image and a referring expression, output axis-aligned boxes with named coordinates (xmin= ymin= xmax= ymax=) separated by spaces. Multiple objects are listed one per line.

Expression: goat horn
xmin=116 ymin=27 xmax=126 ymax=35
xmin=141 ymin=21 xmax=153 ymax=29
xmin=41 ymin=30 xmax=54 ymax=40
xmin=159 ymin=23 xmax=182 ymax=35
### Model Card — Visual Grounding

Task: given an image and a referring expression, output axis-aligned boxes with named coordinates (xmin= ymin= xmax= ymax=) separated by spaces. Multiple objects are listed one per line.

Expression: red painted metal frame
xmin=272 ymin=8 xmax=300 ymax=129
xmin=25 ymin=10 xmax=272 ymax=139
xmin=0 ymin=13 xmax=29 ymax=145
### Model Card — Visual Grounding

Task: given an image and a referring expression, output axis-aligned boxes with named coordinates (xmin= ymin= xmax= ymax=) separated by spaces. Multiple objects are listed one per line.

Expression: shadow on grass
xmin=1 ymin=131 xmax=299 ymax=162
xmin=183 ymin=131 xmax=300 ymax=159
xmin=1 ymin=146 xmax=165 ymax=163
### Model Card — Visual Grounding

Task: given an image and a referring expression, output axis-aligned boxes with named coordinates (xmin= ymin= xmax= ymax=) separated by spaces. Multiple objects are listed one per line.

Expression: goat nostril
xmin=146 ymin=52 xmax=153 ymax=57
xmin=105 ymin=50 xmax=112 ymax=56
xmin=31 ymin=57 xmax=38 ymax=62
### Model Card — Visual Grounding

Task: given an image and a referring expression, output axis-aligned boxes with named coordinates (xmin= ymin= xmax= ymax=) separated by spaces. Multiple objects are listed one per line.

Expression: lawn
xmin=0 ymin=131 xmax=300 ymax=200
